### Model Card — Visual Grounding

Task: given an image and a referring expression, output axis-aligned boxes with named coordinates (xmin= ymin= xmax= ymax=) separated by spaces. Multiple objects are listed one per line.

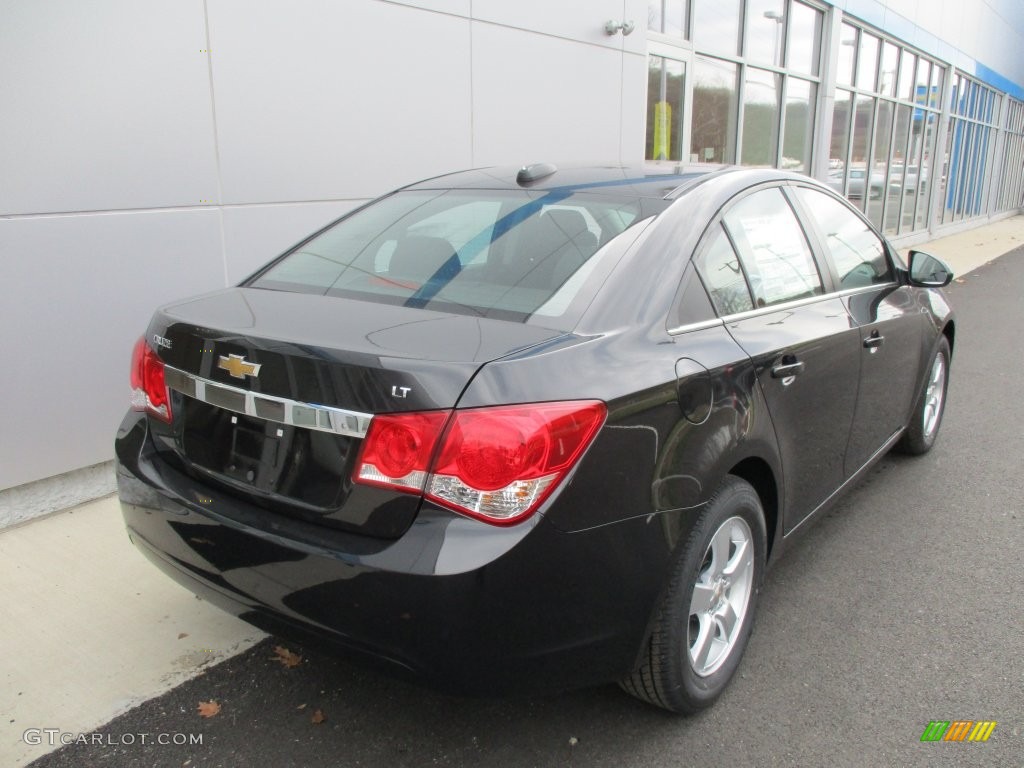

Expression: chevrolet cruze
xmin=115 ymin=164 xmax=954 ymax=713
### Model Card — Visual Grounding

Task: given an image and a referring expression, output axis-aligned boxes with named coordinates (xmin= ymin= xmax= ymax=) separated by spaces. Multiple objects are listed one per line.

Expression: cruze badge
xmin=218 ymin=354 xmax=261 ymax=379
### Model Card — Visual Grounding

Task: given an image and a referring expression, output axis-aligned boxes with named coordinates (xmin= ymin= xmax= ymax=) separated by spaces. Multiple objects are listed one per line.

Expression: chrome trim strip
xmin=668 ymin=283 xmax=899 ymax=336
xmin=833 ymin=281 xmax=899 ymax=299
xmin=717 ymin=281 xmax=900 ymax=325
xmin=667 ymin=318 xmax=726 ymax=336
xmin=163 ymin=366 xmax=373 ymax=438
xmin=719 ymin=293 xmax=837 ymax=323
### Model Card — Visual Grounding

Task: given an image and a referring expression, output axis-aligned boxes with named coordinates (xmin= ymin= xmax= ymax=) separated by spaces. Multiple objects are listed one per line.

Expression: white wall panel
xmin=622 ymin=0 xmax=649 ymax=55
xmin=882 ymin=0 xmax=918 ymax=19
xmin=619 ymin=53 xmax=647 ymax=165
xmin=0 ymin=0 xmax=219 ymax=216
xmin=471 ymin=23 xmax=625 ymax=166
xmin=381 ymin=0 xmax=470 ymax=16
xmin=0 ymin=210 xmax=224 ymax=489
xmin=473 ymin=0 xmax=627 ymax=50
xmin=221 ymin=201 xmax=365 ymax=284
xmin=207 ymin=0 xmax=472 ymax=204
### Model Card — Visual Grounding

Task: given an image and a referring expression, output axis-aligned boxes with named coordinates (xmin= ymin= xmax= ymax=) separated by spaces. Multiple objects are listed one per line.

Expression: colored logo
xmin=920 ymin=721 xmax=997 ymax=742
xmin=217 ymin=354 xmax=261 ymax=379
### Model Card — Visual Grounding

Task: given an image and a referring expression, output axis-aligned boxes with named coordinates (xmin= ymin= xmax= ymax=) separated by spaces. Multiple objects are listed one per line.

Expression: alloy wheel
xmin=687 ymin=515 xmax=755 ymax=677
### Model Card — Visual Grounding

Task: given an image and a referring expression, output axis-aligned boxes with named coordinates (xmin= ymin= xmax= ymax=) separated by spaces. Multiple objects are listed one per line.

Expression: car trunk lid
xmin=145 ymin=287 xmax=566 ymax=538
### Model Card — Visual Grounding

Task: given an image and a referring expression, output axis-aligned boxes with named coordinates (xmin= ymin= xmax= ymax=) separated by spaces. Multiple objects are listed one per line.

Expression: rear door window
xmin=694 ymin=224 xmax=755 ymax=315
xmin=722 ymin=188 xmax=824 ymax=308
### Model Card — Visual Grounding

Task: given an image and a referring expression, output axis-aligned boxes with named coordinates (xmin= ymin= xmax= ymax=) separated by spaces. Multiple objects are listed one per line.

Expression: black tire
xmin=896 ymin=336 xmax=950 ymax=455
xmin=621 ymin=475 xmax=766 ymax=714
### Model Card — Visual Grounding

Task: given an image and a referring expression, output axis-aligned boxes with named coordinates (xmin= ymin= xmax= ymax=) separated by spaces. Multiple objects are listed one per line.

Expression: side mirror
xmin=907 ymin=250 xmax=953 ymax=287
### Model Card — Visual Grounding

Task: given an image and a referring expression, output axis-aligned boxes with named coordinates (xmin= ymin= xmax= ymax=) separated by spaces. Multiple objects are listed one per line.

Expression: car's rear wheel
xmin=621 ymin=475 xmax=766 ymax=714
xmin=897 ymin=336 xmax=950 ymax=455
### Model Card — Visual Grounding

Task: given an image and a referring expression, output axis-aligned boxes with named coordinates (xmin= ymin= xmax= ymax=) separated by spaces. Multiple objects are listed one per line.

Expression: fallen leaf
xmin=311 ymin=709 xmax=327 ymax=725
xmin=297 ymin=703 xmax=307 ymax=710
xmin=272 ymin=645 xmax=302 ymax=668
xmin=177 ymin=632 xmax=189 ymax=640
xmin=197 ymin=700 xmax=221 ymax=718
xmin=569 ymin=736 xmax=578 ymax=746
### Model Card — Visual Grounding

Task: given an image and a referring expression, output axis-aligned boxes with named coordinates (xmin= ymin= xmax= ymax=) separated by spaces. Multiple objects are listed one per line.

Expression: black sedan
xmin=115 ymin=164 xmax=954 ymax=713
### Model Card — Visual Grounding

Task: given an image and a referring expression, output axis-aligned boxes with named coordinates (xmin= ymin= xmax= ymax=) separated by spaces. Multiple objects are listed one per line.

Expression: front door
xmin=790 ymin=186 xmax=925 ymax=474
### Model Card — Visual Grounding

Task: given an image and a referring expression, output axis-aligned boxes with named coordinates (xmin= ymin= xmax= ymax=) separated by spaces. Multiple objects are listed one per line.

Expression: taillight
xmin=129 ymin=336 xmax=172 ymax=422
xmin=354 ymin=411 xmax=449 ymax=492
xmin=353 ymin=401 xmax=606 ymax=526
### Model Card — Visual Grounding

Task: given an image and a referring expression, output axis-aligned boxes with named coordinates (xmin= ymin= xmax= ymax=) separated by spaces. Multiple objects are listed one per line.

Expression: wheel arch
xmin=726 ymin=457 xmax=780 ymax=559
xmin=942 ymin=319 xmax=955 ymax=358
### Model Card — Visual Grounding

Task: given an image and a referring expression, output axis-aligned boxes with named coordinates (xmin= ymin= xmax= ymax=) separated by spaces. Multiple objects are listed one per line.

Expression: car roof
xmin=402 ymin=163 xmax=738 ymax=200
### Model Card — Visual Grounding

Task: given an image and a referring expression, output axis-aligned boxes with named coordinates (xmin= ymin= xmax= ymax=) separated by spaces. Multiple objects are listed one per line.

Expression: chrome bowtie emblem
xmin=217 ymin=354 xmax=261 ymax=379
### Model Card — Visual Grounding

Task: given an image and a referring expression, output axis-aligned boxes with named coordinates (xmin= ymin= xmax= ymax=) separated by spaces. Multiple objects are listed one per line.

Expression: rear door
xmin=712 ymin=187 xmax=861 ymax=533
xmin=791 ymin=186 xmax=925 ymax=473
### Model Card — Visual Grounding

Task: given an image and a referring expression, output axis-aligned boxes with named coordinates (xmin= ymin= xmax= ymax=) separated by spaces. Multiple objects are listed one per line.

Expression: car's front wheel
xmin=897 ymin=335 xmax=951 ymax=455
xmin=621 ymin=475 xmax=766 ymax=714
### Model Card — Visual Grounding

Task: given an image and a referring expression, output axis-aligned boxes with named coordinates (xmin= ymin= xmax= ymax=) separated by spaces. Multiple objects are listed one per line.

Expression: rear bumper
xmin=115 ymin=412 xmax=686 ymax=695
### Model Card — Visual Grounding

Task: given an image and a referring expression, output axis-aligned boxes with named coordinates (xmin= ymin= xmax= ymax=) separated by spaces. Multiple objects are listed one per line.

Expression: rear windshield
xmin=249 ymin=189 xmax=665 ymax=323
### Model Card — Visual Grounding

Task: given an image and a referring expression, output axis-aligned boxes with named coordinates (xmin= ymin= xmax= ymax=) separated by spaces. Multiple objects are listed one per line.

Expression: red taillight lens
xmin=129 ymin=336 xmax=172 ymax=423
xmin=353 ymin=401 xmax=606 ymax=525
xmin=355 ymin=411 xmax=449 ymax=492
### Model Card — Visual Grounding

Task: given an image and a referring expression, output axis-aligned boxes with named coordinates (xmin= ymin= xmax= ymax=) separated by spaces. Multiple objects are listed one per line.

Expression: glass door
xmin=646 ymin=44 xmax=691 ymax=163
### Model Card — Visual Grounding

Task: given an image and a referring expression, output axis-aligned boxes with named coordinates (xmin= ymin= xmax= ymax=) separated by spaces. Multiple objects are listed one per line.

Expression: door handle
xmin=863 ymin=333 xmax=885 ymax=349
xmin=770 ymin=361 xmax=805 ymax=378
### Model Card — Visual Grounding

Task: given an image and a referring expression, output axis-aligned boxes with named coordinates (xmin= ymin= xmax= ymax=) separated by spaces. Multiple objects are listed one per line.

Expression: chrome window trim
xmin=667 ymin=317 xmax=726 ymax=336
xmin=164 ymin=366 xmax=373 ymax=438
xmin=670 ymin=276 xmax=899 ymax=335
xmin=833 ymin=281 xmax=899 ymax=299
xmin=710 ymin=281 xmax=899 ymax=325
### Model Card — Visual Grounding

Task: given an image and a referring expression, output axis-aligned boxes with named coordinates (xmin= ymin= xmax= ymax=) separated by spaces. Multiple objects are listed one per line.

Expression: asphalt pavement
xmin=20 ymin=245 xmax=1024 ymax=768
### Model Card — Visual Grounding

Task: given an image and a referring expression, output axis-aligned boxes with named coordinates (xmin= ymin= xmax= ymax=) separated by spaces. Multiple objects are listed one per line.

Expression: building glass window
xmin=742 ymin=68 xmax=781 ymax=166
xmin=692 ymin=0 xmax=742 ymax=57
xmin=846 ymin=94 xmax=876 ymax=211
xmin=745 ymin=0 xmax=786 ymax=67
xmin=867 ymin=100 xmax=894 ymax=228
xmin=857 ymin=32 xmax=879 ymax=91
xmin=837 ymin=23 xmax=857 ymax=87
xmin=824 ymin=17 xmax=945 ymax=236
xmin=897 ymin=51 xmax=915 ymax=101
xmin=995 ymin=100 xmax=1024 ymax=212
xmin=692 ymin=56 xmax=739 ymax=163
xmin=916 ymin=57 xmax=931 ymax=92
xmin=884 ymin=103 xmax=914 ymax=235
xmin=828 ymin=89 xmax=853 ymax=183
xmin=648 ymin=0 xmax=687 ymax=38
xmin=879 ymin=42 xmax=899 ymax=97
xmin=647 ymin=0 xmax=823 ymax=174
xmin=783 ymin=78 xmax=815 ymax=172
xmin=646 ymin=56 xmax=687 ymax=161
xmin=788 ymin=2 xmax=822 ymax=76
xmin=942 ymin=73 xmax=1000 ymax=225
